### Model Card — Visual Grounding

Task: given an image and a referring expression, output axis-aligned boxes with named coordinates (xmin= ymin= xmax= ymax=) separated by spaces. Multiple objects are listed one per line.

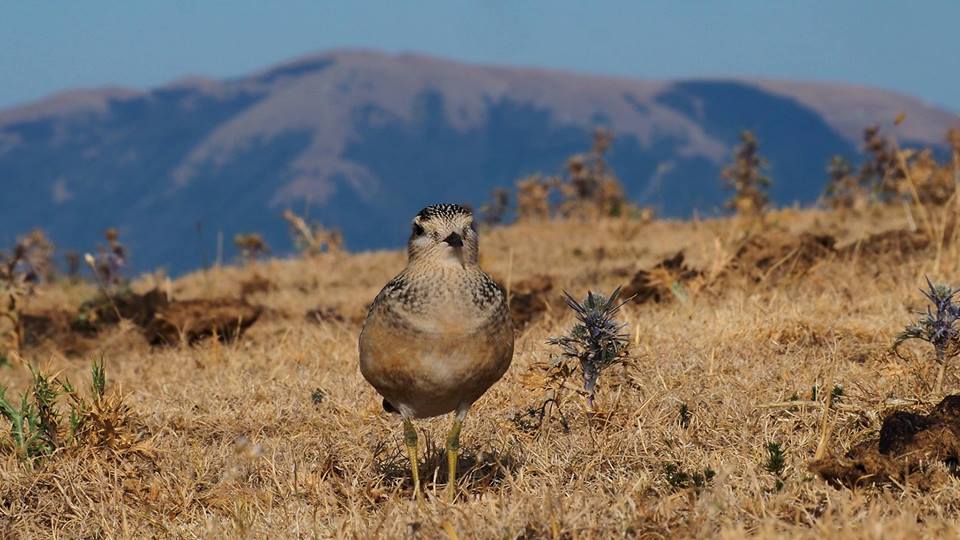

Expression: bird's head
xmin=407 ymin=204 xmax=478 ymax=266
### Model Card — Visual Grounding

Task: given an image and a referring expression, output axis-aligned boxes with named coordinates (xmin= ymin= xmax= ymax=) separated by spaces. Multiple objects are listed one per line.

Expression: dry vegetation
xmin=3 ymin=124 xmax=960 ymax=538
xmin=2 ymin=203 xmax=960 ymax=538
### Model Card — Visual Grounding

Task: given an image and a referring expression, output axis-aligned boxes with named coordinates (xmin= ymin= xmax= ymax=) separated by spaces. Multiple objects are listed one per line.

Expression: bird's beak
xmin=443 ymin=232 xmax=464 ymax=248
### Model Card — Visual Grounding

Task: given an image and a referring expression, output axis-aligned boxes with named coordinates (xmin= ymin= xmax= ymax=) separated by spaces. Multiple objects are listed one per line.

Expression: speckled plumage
xmin=415 ymin=203 xmax=473 ymax=222
xmin=359 ymin=204 xmax=514 ymax=419
xmin=357 ymin=204 xmax=514 ymax=500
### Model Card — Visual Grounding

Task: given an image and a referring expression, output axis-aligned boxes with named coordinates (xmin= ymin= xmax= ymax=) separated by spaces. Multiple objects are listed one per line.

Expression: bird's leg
xmin=402 ymin=417 xmax=422 ymax=500
xmin=445 ymin=419 xmax=462 ymax=502
xmin=445 ymin=409 xmax=467 ymax=503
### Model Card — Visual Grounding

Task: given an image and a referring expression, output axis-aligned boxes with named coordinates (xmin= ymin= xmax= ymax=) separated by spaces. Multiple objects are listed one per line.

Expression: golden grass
xmin=4 ymin=206 xmax=960 ymax=539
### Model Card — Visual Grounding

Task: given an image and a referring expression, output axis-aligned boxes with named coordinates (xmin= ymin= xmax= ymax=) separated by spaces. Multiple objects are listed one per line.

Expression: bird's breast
xmin=358 ymin=305 xmax=513 ymax=404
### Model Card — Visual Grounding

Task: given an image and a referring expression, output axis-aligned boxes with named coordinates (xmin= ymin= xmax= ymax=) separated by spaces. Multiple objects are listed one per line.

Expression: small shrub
xmin=664 ymin=463 xmax=715 ymax=490
xmin=948 ymin=127 xmax=960 ymax=156
xmin=830 ymin=384 xmax=844 ymax=404
xmin=508 ymin=399 xmax=569 ymax=434
xmin=904 ymin=148 xmax=955 ymax=206
xmin=853 ymin=123 xmax=956 ymax=210
xmin=765 ymin=442 xmax=786 ymax=474
xmin=283 ymin=209 xmax=343 ymax=257
xmin=765 ymin=441 xmax=786 ymax=490
xmin=678 ymin=403 xmax=691 ymax=429
xmin=234 ymin=233 xmax=270 ymax=263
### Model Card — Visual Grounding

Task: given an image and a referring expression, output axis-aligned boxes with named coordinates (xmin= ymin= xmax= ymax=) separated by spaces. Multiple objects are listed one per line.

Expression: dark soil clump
xmin=622 ymin=252 xmax=701 ymax=304
xmin=509 ymin=275 xmax=556 ymax=329
xmin=21 ymin=288 xmax=260 ymax=354
xmin=840 ymin=229 xmax=931 ymax=259
xmin=144 ymin=298 xmax=260 ymax=345
xmin=727 ymin=231 xmax=836 ymax=283
xmin=306 ymin=306 xmax=347 ymax=324
xmin=811 ymin=395 xmax=960 ymax=488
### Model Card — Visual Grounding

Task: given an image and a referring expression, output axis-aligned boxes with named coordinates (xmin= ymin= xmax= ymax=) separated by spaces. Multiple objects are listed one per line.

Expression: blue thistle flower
xmin=895 ymin=277 xmax=960 ymax=393
xmin=548 ymin=287 xmax=631 ymax=407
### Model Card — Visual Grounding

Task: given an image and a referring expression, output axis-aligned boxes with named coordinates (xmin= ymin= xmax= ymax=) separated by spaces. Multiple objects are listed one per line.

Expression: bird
xmin=359 ymin=203 xmax=514 ymax=502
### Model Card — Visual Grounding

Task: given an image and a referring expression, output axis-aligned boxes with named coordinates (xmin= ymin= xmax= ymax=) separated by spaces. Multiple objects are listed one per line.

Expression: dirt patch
xmin=839 ymin=229 xmax=931 ymax=259
xmin=240 ymin=274 xmax=276 ymax=297
xmin=622 ymin=252 xmax=702 ymax=304
xmin=20 ymin=309 xmax=101 ymax=356
xmin=144 ymin=299 xmax=260 ymax=346
xmin=724 ymin=231 xmax=836 ymax=284
xmin=21 ymin=309 xmax=74 ymax=347
xmin=306 ymin=306 xmax=347 ymax=324
xmin=509 ymin=275 xmax=557 ymax=329
xmin=22 ymin=289 xmax=261 ymax=354
xmin=72 ymin=288 xmax=169 ymax=334
xmin=811 ymin=395 xmax=960 ymax=488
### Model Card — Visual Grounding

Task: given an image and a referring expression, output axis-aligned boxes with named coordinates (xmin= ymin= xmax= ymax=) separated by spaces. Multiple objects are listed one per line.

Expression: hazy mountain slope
xmin=0 ymin=49 xmax=957 ymax=273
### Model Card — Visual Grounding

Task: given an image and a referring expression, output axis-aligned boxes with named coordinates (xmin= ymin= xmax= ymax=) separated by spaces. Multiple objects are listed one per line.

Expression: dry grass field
xmin=5 ymin=206 xmax=960 ymax=539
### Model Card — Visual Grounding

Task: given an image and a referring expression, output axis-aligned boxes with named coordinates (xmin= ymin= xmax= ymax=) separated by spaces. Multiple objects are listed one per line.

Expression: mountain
xmin=1 ymin=49 xmax=957 ymax=274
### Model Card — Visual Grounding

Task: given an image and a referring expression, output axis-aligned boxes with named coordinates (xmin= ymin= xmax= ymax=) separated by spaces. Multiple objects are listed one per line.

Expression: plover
xmin=359 ymin=204 xmax=514 ymax=502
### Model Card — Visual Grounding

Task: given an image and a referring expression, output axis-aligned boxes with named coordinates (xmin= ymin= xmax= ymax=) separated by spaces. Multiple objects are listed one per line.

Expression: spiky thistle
xmin=895 ymin=277 xmax=960 ymax=394
xmin=548 ymin=286 xmax=631 ymax=407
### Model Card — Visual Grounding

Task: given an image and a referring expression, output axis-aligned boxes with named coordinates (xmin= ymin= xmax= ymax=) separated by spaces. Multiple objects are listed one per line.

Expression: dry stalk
xmin=813 ymin=378 xmax=835 ymax=461
xmin=83 ymin=254 xmax=122 ymax=321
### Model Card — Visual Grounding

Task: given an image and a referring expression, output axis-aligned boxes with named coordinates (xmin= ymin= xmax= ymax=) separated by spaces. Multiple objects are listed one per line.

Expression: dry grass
xmin=4 ymin=206 xmax=960 ymax=539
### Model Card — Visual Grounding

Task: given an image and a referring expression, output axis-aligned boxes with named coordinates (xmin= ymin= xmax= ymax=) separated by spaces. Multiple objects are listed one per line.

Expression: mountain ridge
xmin=1 ymin=49 xmax=957 ymax=274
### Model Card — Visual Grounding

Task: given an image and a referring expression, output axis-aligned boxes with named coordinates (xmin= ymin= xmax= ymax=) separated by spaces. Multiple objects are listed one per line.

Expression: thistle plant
xmin=895 ymin=278 xmax=960 ymax=395
xmin=556 ymin=129 xmax=630 ymax=220
xmin=721 ymin=130 xmax=773 ymax=217
xmin=234 ymin=233 xmax=270 ymax=263
xmin=480 ymin=188 xmax=510 ymax=225
xmin=859 ymin=125 xmax=901 ymax=202
xmin=822 ymin=155 xmax=869 ymax=210
xmin=0 ymin=359 xmax=133 ymax=464
xmin=0 ymin=231 xmax=52 ymax=357
xmin=97 ymin=228 xmax=128 ymax=286
xmin=516 ymin=174 xmax=554 ymax=222
xmin=548 ymin=286 xmax=631 ymax=407
xmin=282 ymin=209 xmax=343 ymax=257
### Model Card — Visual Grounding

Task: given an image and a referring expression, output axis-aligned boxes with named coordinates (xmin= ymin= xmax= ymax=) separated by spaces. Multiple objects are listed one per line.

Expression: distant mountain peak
xmin=1 ymin=49 xmax=957 ymax=274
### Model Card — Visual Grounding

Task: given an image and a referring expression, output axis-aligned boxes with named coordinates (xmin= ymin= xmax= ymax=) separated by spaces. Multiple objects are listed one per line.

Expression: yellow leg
xmin=403 ymin=418 xmax=422 ymax=500
xmin=445 ymin=417 xmax=463 ymax=503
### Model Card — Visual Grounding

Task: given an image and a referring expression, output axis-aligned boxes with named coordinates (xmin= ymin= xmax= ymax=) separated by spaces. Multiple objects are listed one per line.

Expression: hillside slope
xmin=1 ymin=49 xmax=957 ymax=273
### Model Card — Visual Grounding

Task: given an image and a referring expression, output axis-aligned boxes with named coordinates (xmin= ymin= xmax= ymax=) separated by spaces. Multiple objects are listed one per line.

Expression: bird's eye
xmin=412 ymin=223 xmax=425 ymax=236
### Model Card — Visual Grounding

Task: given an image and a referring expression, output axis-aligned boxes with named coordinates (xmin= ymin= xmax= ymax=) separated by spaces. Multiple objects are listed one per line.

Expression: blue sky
xmin=3 ymin=1 xmax=958 ymax=111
